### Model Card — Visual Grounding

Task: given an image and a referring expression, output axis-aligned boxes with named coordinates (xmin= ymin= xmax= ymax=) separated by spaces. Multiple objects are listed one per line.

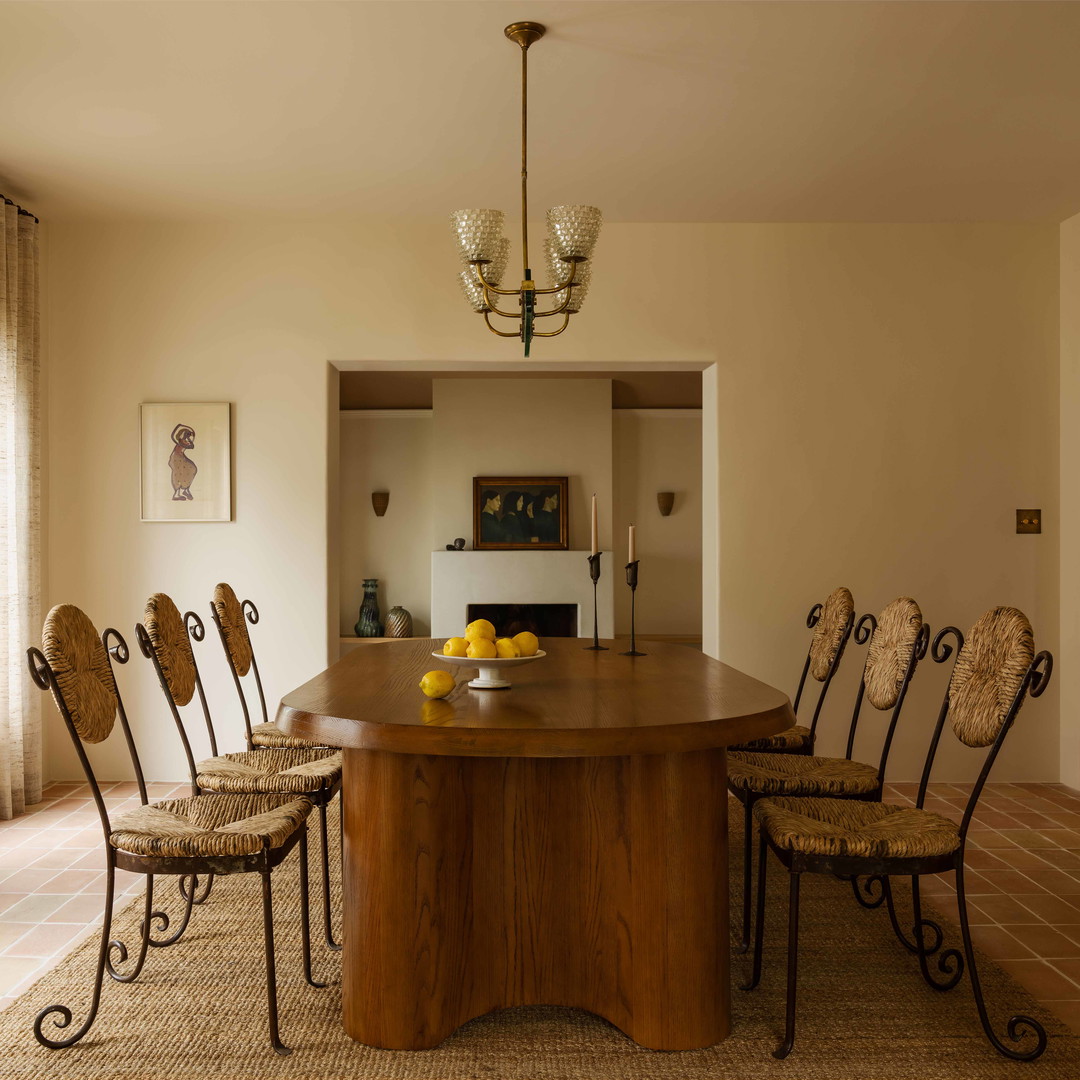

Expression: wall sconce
xmin=656 ymin=492 xmax=674 ymax=517
xmin=371 ymin=491 xmax=390 ymax=517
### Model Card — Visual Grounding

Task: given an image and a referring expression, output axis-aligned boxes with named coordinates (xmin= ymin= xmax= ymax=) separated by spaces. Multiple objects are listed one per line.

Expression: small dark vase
xmin=354 ymin=579 xmax=383 ymax=637
xmin=385 ymin=606 xmax=412 ymax=638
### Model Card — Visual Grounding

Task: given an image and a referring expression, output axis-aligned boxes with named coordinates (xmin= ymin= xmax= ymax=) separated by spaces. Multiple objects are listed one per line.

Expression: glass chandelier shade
xmin=450 ymin=22 xmax=601 ymax=356
xmin=544 ymin=239 xmax=591 ymax=313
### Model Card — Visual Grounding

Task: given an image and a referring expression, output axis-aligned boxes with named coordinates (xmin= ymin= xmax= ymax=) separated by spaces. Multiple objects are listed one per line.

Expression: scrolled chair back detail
xmin=213 ymin=582 xmax=254 ymax=677
xmin=143 ymin=593 xmax=197 ymax=707
xmin=863 ymin=597 xmax=924 ymax=711
xmin=40 ymin=604 xmax=119 ymax=744
xmin=948 ymin=606 xmax=1035 ymax=748
xmin=808 ymin=586 xmax=854 ymax=682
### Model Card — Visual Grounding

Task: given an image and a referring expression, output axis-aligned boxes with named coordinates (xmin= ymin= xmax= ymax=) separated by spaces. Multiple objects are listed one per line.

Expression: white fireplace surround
xmin=431 ymin=551 xmax=615 ymax=639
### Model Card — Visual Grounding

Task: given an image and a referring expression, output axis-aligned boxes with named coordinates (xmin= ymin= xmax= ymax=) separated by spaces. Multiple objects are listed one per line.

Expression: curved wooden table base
xmin=278 ymin=638 xmax=793 ymax=1051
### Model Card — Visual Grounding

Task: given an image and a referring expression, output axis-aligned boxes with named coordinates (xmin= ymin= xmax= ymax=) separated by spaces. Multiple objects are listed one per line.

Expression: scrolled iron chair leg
xmin=849 ymin=874 xmax=886 ymax=909
xmin=260 ymin=867 xmax=291 ymax=1057
xmin=299 ymin=829 xmax=327 ymax=988
xmin=737 ymin=798 xmax=753 ymax=954
xmin=105 ymin=868 xmax=155 ymax=982
xmin=34 ymin=861 xmax=118 ymax=1047
xmin=741 ymin=830 xmax=769 ymax=992
xmin=774 ymin=871 xmax=801 ymax=1060
xmin=179 ymin=872 xmax=214 ymax=905
xmin=882 ymin=876 xmax=941 ymax=956
xmin=147 ymin=871 xmax=197 ymax=948
xmin=319 ymin=799 xmax=341 ymax=951
xmin=911 ymin=875 xmax=964 ymax=991
xmin=955 ymin=863 xmax=1046 ymax=1060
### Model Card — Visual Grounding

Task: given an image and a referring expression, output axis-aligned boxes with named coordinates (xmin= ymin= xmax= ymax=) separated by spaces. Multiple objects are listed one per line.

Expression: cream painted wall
xmin=1060 ymin=212 xmax=1080 ymax=790
xmin=42 ymin=220 xmax=1059 ymax=783
xmin=429 ymin=378 xmax=613 ymax=555
xmin=338 ymin=413 xmax=433 ymax=637
xmin=612 ymin=411 xmax=702 ymax=637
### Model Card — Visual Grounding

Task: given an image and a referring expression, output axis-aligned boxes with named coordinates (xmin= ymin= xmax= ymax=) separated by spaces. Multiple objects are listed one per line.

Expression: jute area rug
xmin=0 ymin=800 xmax=1077 ymax=1080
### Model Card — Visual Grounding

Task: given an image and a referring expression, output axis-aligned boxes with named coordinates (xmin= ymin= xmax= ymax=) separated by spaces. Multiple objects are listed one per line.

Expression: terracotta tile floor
xmin=1 ymin=780 xmax=1080 ymax=1033
xmin=0 ymin=780 xmax=185 ymax=1013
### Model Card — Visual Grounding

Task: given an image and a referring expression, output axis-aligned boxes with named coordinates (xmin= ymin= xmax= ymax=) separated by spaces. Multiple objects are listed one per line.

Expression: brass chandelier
xmin=451 ymin=22 xmax=601 ymax=357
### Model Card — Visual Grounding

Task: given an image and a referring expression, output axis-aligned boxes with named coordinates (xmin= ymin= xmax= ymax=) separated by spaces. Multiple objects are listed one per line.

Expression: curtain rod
xmin=2 ymin=194 xmax=39 ymax=224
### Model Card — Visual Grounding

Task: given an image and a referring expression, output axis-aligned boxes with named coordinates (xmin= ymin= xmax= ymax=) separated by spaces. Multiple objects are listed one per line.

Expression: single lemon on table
xmin=466 ymin=637 xmax=498 ymax=660
xmin=419 ymin=670 xmax=456 ymax=699
xmin=464 ymin=619 xmax=497 ymax=643
xmin=495 ymin=637 xmax=520 ymax=658
xmin=512 ymin=631 xmax=540 ymax=657
xmin=443 ymin=637 xmax=469 ymax=657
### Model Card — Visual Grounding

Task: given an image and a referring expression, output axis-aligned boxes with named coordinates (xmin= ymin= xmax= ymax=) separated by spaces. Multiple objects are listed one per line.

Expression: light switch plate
xmin=1016 ymin=509 xmax=1042 ymax=534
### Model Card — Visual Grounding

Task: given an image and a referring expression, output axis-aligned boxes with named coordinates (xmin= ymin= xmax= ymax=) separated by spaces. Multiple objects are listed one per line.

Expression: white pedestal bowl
xmin=433 ymin=649 xmax=546 ymax=690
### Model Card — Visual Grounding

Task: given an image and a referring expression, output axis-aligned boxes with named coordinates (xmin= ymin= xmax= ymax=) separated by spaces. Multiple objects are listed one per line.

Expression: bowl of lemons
xmin=434 ymin=619 xmax=545 ymax=690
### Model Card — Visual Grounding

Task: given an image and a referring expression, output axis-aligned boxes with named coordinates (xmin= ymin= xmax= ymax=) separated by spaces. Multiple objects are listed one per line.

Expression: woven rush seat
xmin=250 ymin=721 xmax=327 ymax=750
xmin=728 ymin=750 xmax=879 ymax=797
xmin=732 ymin=724 xmax=812 ymax=753
xmin=109 ymin=793 xmax=312 ymax=859
xmin=196 ymin=748 xmax=343 ymax=794
xmin=754 ymin=796 xmax=960 ymax=861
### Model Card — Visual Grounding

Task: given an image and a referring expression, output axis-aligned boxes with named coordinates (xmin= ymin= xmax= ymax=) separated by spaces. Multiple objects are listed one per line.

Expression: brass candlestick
xmin=584 ymin=552 xmax=607 ymax=650
xmin=620 ymin=560 xmax=646 ymax=656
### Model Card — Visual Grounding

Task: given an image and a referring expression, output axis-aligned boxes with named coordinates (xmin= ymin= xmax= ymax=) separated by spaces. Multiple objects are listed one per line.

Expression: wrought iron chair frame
xmin=731 ymin=601 xmax=861 ymax=951
xmin=744 ymin=624 xmax=1053 ymax=1062
xmin=139 ymin=603 xmax=343 ymax=953
xmin=27 ymin=627 xmax=323 ymax=1056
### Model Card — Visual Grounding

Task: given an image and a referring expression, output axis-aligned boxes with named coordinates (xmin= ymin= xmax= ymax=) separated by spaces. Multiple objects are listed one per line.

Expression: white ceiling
xmin=2 ymin=1 xmax=1080 ymax=223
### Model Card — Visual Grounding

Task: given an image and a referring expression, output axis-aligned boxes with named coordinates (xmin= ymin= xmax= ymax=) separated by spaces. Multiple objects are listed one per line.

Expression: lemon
xmin=466 ymin=637 xmax=498 ymax=660
xmin=513 ymin=631 xmax=539 ymax=657
xmin=495 ymin=637 xmax=520 ymax=658
xmin=443 ymin=637 xmax=469 ymax=657
xmin=419 ymin=670 xmax=456 ymax=698
xmin=464 ymin=619 xmax=497 ymax=643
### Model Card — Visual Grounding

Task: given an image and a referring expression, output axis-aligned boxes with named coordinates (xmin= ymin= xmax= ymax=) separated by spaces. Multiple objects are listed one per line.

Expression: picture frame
xmin=473 ymin=476 xmax=569 ymax=551
xmin=140 ymin=402 xmax=232 ymax=522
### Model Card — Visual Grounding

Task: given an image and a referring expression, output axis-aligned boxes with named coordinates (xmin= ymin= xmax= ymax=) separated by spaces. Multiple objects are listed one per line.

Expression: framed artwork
xmin=140 ymin=402 xmax=232 ymax=522
xmin=473 ymin=476 xmax=568 ymax=550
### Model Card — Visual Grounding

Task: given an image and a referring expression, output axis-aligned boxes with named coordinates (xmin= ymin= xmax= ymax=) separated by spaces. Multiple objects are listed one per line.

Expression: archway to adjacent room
xmin=327 ymin=360 xmax=716 ymax=660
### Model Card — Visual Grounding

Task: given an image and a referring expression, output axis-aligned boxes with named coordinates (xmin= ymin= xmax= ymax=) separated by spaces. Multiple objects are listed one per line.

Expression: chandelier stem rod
xmin=520 ymin=37 xmax=530 ymax=277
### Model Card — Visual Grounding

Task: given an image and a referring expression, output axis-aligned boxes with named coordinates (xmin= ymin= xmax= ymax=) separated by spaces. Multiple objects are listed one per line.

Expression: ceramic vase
xmin=355 ymin=579 xmax=383 ymax=637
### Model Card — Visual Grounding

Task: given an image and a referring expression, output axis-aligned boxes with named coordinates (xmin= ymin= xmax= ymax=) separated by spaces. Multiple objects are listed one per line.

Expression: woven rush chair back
xmin=792 ymin=586 xmax=856 ymax=742
xmin=211 ymin=582 xmax=270 ymax=749
xmin=137 ymin=592 xmax=221 ymax=787
xmin=28 ymin=604 xmax=150 ymax=837
xmin=839 ymin=597 xmax=929 ymax=779
xmin=918 ymin=606 xmax=1051 ymax=837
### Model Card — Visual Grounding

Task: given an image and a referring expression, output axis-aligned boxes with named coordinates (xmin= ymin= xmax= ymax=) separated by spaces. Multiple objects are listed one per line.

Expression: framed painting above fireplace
xmin=473 ymin=476 xmax=569 ymax=551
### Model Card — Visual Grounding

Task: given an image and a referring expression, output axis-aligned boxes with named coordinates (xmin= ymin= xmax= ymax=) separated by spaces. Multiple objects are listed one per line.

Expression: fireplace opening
xmin=466 ymin=603 xmax=578 ymax=639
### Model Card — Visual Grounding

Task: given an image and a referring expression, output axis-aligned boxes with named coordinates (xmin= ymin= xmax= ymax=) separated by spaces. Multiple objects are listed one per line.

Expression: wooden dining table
xmin=276 ymin=637 xmax=794 ymax=1051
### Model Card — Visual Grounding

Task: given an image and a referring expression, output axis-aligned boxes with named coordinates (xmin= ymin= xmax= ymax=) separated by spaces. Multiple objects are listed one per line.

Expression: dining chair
xmin=744 ymin=606 xmax=1052 ymax=1061
xmin=729 ymin=597 xmax=929 ymax=953
xmin=730 ymin=585 xmax=856 ymax=755
xmin=26 ymin=604 xmax=321 ymax=1056
xmin=209 ymin=582 xmax=335 ymax=752
xmin=139 ymin=591 xmax=343 ymax=952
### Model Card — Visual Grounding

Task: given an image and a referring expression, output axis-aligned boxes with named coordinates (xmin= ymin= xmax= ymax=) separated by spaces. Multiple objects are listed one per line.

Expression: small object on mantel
xmin=1016 ymin=509 xmax=1042 ymax=534
xmin=371 ymin=491 xmax=390 ymax=517
xmin=385 ymin=606 xmax=413 ymax=638
xmin=445 ymin=537 xmax=467 ymax=551
xmin=657 ymin=492 xmax=675 ymax=517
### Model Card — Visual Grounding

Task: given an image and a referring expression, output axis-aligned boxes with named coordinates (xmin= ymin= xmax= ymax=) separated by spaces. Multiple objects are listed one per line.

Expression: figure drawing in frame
xmin=169 ymin=423 xmax=197 ymax=501
xmin=473 ymin=477 xmax=569 ymax=550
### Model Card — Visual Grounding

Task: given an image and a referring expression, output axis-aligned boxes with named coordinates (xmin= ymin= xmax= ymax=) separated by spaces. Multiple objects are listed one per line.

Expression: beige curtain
xmin=0 ymin=198 xmax=41 ymax=819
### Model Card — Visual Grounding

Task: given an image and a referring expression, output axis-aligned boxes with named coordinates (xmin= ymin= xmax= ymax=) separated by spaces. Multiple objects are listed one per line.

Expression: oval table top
xmin=276 ymin=637 xmax=795 ymax=758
